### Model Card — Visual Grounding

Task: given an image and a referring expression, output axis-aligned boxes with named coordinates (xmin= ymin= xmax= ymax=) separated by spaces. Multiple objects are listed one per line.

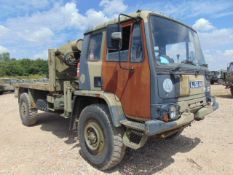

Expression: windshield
xmin=150 ymin=15 xmax=206 ymax=67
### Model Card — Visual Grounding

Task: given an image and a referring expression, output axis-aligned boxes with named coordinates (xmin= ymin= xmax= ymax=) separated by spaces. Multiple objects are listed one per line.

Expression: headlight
xmin=169 ymin=105 xmax=177 ymax=120
xmin=160 ymin=104 xmax=179 ymax=122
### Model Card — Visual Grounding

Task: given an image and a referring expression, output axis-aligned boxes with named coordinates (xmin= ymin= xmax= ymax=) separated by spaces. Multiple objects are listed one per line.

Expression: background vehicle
xmin=209 ymin=71 xmax=220 ymax=84
xmin=15 ymin=10 xmax=218 ymax=170
xmin=225 ymin=62 xmax=233 ymax=96
xmin=0 ymin=78 xmax=16 ymax=95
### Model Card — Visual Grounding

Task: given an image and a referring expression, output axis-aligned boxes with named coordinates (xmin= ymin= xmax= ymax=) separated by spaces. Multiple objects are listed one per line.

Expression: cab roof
xmin=85 ymin=10 xmax=195 ymax=34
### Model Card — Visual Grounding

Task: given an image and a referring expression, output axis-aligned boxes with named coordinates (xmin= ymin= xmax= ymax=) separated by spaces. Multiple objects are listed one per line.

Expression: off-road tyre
xmin=78 ymin=104 xmax=126 ymax=170
xmin=19 ymin=93 xmax=37 ymax=126
xmin=0 ymin=91 xmax=3 ymax=95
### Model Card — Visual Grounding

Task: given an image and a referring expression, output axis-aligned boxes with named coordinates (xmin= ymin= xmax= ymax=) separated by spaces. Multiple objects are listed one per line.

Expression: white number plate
xmin=190 ymin=81 xmax=203 ymax=88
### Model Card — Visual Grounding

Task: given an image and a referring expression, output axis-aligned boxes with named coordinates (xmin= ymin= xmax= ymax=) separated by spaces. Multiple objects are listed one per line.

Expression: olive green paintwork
xmin=48 ymin=47 xmax=76 ymax=92
xmin=74 ymin=90 xmax=125 ymax=127
xmin=84 ymin=31 xmax=106 ymax=91
xmin=63 ymin=81 xmax=74 ymax=116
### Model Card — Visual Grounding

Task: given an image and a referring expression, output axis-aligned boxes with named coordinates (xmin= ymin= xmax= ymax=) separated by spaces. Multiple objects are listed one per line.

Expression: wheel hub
xmin=20 ymin=102 xmax=27 ymax=116
xmin=87 ymin=129 xmax=97 ymax=144
xmin=84 ymin=120 xmax=104 ymax=154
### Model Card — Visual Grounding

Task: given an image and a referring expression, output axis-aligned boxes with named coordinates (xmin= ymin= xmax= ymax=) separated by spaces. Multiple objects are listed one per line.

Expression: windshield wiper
xmin=181 ymin=60 xmax=196 ymax=66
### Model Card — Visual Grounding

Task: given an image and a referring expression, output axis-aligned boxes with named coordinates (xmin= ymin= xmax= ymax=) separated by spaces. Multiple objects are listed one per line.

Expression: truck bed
xmin=15 ymin=82 xmax=51 ymax=91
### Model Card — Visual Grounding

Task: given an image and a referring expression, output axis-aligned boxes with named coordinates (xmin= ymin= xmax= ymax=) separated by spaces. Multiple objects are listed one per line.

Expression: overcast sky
xmin=0 ymin=0 xmax=233 ymax=70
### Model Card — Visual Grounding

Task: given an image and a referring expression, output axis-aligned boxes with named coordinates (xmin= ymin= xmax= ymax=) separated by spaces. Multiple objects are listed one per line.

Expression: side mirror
xmin=111 ymin=32 xmax=122 ymax=40
xmin=107 ymin=24 xmax=122 ymax=50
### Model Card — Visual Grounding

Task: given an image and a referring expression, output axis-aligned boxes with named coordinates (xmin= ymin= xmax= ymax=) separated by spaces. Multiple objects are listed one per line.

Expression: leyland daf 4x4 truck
xmin=15 ymin=10 xmax=218 ymax=170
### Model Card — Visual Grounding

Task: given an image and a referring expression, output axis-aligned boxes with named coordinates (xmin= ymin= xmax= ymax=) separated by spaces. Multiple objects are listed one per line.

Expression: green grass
xmin=0 ymin=74 xmax=47 ymax=80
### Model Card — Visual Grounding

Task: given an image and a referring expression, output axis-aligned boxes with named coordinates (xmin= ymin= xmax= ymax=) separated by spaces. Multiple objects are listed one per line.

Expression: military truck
xmin=225 ymin=62 xmax=233 ymax=96
xmin=217 ymin=69 xmax=227 ymax=84
xmin=15 ymin=10 xmax=219 ymax=170
xmin=209 ymin=71 xmax=220 ymax=84
xmin=0 ymin=78 xmax=16 ymax=95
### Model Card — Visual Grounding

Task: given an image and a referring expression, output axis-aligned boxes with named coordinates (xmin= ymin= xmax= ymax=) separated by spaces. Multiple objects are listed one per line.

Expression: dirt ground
xmin=0 ymin=85 xmax=233 ymax=175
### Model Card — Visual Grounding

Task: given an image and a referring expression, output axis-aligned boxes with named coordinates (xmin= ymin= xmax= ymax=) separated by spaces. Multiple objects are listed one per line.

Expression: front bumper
xmin=194 ymin=97 xmax=219 ymax=120
xmin=121 ymin=112 xmax=194 ymax=136
xmin=121 ymin=112 xmax=194 ymax=149
xmin=145 ymin=112 xmax=194 ymax=136
xmin=121 ymin=98 xmax=218 ymax=136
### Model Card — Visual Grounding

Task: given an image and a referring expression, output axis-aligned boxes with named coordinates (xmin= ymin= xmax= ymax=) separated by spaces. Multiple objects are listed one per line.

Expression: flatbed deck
xmin=14 ymin=82 xmax=52 ymax=92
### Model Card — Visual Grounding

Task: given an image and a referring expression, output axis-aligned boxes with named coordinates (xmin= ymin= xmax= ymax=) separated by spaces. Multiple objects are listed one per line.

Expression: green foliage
xmin=0 ymin=53 xmax=48 ymax=77
xmin=1 ymin=74 xmax=46 ymax=80
xmin=0 ymin=52 xmax=10 ymax=61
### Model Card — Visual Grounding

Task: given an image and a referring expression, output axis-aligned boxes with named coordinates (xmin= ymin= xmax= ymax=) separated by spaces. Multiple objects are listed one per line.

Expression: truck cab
xmin=79 ymin=11 xmax=218 ymax=123
xmin=15 ymin=10 xmax=218 ymax=170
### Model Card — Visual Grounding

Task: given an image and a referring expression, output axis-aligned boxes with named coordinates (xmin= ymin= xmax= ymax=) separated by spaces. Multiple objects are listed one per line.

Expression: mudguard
xmin=73 ymin=90 xmax=126 ymax=127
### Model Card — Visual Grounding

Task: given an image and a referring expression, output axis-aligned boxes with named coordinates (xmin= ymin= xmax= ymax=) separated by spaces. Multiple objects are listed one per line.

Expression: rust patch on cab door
xmin=102 ymin=21 xmax=151 ymax=120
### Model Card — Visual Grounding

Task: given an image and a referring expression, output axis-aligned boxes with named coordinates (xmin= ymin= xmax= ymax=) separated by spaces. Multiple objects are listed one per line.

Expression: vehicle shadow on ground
xmin=36 ymin=112 xmax=77 ymax=144
xmin=35 ymin=112 xmax=201 ymax=174
xmin=214 ymin=94 xmax=232 ymax=99
xmin=110 ymin=135 xmax=201 ymax=175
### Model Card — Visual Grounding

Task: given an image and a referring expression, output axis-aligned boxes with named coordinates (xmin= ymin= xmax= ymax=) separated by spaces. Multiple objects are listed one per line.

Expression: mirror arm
xmin=118 ymin=13 xmax=140 ymax=24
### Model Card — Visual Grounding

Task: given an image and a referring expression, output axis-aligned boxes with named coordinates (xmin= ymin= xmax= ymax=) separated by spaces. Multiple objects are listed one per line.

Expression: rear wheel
xmin=78 ymin=104 xmax=126 ymax=170
xmin=19 ymin=93 xmax=37 ymax=126
xmin=231 ymin=87 xmax=233 ymax=96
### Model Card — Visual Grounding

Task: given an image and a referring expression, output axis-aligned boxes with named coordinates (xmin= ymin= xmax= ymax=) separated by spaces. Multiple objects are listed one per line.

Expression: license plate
xmin=190 ymin=81 xmax=203 ymax=88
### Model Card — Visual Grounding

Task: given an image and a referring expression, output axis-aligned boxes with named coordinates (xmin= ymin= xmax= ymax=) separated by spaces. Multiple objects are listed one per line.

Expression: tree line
xmin=0 ymin=52 xmax=48 ymax=77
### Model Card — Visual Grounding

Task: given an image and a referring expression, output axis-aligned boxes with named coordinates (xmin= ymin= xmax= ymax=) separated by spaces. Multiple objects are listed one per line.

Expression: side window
xmin=88 ymin=32 xmax=102 ymax=61
xmin=108 ymin=26 xmax=131 ymax=61
xmin=131 ymin=23 xmax=143 ymax=62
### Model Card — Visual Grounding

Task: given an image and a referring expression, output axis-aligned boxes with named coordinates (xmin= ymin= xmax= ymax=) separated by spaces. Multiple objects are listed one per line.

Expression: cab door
xmin=102 ymin=21 xmax=151 ymax=120
xmin=79 ymin=31 xmax=104 ymax=90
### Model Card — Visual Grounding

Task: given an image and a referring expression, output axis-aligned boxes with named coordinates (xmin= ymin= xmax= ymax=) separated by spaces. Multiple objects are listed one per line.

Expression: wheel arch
xmin=72 ymin=91 xmax=126 ymax=127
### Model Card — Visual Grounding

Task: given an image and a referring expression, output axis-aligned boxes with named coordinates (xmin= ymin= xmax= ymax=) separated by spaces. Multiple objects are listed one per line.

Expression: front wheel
xmin=78 ymin=104 xmax=126 ymax=170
